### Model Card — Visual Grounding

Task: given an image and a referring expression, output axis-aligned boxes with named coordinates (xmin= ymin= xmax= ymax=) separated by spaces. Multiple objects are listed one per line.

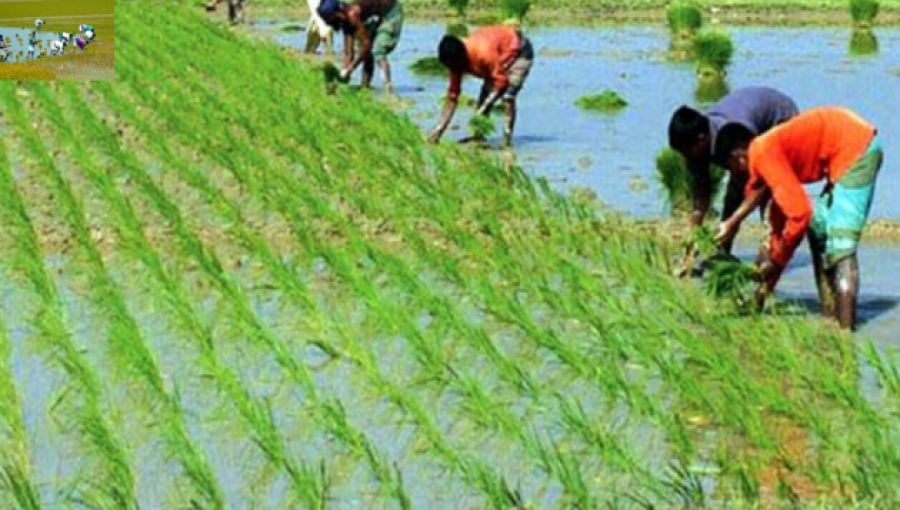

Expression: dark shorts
xmin=505 ymin=33 xmax=534 ymax=99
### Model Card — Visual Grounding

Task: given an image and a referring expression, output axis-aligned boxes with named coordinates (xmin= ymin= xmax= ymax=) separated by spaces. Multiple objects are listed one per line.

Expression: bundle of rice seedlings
xmin=469 ymin=114 xmax=496 ymax=139
xmin=694 ymin=72 xmax=729 ymax=103
xmin=849 ymin=29 xmax=879 ymax=55
xmin=667 ymin=2 xmax=704 ymax=39
xmin=704 ymin=252 xmax=757 ymax=301
xmin=693 ymin=30 xmax=733 ymax=77
xmin=575 ymin=90 xmax=628 ymax=113
xmin=655 ymin=149 xmax=725 ymax=217
xmin=409 ymin=56 xmax=446 ymax=77
xmin=849 ymin=0 xmax=879 ymax=30
xmin=322 ymin=61 xmax=341 ymax=94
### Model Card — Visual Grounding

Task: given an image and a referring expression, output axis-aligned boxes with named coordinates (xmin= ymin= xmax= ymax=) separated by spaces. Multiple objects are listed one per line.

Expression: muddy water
xmin=273 ymin=23 xmax=900 ymax=221
xmin=0 ymin=27 xmax=66 ymax=63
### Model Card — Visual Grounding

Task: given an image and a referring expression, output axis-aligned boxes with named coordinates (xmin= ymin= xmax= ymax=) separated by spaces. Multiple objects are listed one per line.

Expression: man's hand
xmin=753 ymin=259 xmax=779 ymax=283
xmin=714 ymin=219 xmax=739 ymax=247
xmin=426 ymin=130 xmax=441 ymax=145
xmin=338 ymin=68 xmax=352 ymax=83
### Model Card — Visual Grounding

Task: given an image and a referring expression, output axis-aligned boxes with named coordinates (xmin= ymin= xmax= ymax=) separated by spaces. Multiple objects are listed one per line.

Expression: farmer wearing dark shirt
xmin=668 ymin=86 xmax=798 ymax=270
xmin=318 ymin=0 xmax=404 ymax=94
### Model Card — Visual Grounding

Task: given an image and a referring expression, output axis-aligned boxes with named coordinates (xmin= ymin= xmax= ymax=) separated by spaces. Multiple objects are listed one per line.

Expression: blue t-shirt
xmin=706 ymin=86 xmax=799 ymax=166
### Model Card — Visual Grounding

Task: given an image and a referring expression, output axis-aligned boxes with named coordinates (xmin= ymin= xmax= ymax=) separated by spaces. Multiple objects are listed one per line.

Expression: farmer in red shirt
xmin=427 ymin=25 xmax=534 ymax=147
xmin=714 ymin=107 xmax=883 ymax=330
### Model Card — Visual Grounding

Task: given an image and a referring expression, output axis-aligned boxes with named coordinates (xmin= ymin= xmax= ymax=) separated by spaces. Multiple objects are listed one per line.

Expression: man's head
xmin=317 ymin=0 xmax=346 ymax=27
xmin=714 ymin=122 xmax=756 ymax=175
xmin=438 ymin=35 xmax=468 ymax=73
xmin=668 ymin=105 xmax=711 ymax=163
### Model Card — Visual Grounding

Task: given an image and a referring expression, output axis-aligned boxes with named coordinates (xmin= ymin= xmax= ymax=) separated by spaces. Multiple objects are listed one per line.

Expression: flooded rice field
xmin=0 ymin=27 xmax=70 ymax=63
xmin=273 ymin=24 xmax=900 ymax=220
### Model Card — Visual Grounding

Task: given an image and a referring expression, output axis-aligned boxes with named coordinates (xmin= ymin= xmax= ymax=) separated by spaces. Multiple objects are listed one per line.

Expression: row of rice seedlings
xmin=24 ymin=82 xmax=225 ymax=508
xmin=0 ymin=315 xmax=40 ymax=509
xmin=59 ymin=83 xmax=326 ymax=508
xmin=0 ymin=87 xmax=137 ymax=509
xmin=112 ymin=26 xmax=536 ymax=502
xmin=849 ymin=0 xmax=879 ymax=30
xmin=93 ymin=81 xmax=415 ymax=507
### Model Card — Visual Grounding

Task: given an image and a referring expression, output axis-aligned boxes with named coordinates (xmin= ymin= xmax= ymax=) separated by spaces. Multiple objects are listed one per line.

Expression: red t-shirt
xmin=447 ymin=26 xmax=521 ymax=99
xmin=745 ymin=107 xmax=875 ymax=268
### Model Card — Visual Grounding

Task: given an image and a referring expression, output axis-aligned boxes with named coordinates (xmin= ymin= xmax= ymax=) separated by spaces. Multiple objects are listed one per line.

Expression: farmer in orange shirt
xmin=714 ymin=107 xmax=883 ymax=330
xmin=426 ymin=25 xmax=534 ymax=147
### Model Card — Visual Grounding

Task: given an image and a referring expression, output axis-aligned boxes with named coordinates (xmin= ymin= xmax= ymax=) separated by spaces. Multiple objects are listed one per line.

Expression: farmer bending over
xmin=427 ymin=26 xmax=534 ymax=148
xmin=714 ymin=107 xmax=883 ymax=331
xmin=317 ymin=0 xmax=404 ymax=94
xmin=668 ymin=87 xmax=798 ymax=272
xmin=0 ymin=36 xmax=8 ymax=62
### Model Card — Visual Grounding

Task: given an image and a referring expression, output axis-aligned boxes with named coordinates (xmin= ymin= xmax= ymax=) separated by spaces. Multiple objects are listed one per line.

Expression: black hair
xmin=438 ymin=35 xmax=468 ymax=71
xmin=713 ymin=122 xmax=756 ymax=163
xmin=667 ymin=105 xmax=710 ymax=154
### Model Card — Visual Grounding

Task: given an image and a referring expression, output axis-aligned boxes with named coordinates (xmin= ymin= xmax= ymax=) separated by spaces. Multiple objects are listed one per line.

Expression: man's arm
xmin=342 ymin=30 xmax=355 ymax=71
xmin=428 ymin=72 xmax=463 ymax=143
xmin=714 ymin=186 xmax=769 ymax=247
xmin=342 ymin=9 xmax=372 ymax=75
xmin=689 ymin=159 xmax=712 ymax=228
xmin=477 ymin=37 xmax=519 ymax=115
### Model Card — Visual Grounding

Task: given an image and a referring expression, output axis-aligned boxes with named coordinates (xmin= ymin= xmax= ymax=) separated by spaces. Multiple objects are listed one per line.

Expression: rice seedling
xmin=654 ymin=147 xmax=725 ymax=216
xmin=1 ymin=86 xmax=137 ymax=509
xmin=667 ymin=1 xmax=704 ymax=39
xmin=849 ymin=29 xmax=879 ymax=55
xmin=849 ymin=0 xmax=879 ymax=29
xmin=693 ymin=29 xmax=734 ymax=77
xmin=409 ymin=56 xmax=447 ymax=76
xmin=469 ymin=113 xmax=497 ymax=139
xmin=500 ymin=0 xmax=531 ymax=23
xmin=695 ymin=71 xmax=730 ymax=103
xmin=575 ymin=89 xmax=628 ymax=113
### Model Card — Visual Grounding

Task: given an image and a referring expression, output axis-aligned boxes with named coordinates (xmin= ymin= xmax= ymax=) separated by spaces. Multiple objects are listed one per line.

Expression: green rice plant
xmin=446 ymin=22 xmax=469 ymax=37
xmin=667 ymin=1 xmax=704 ymax=39
xmin=1 ymin=85 xmax=137 ymax=510
xmin=849 ymin=29 xmax=879 ymax=55
xmin=500 ymin=0 xmax=531 ymax=23
xmin=693 ymin=29 xmax=734 ymax=76
xmin=655 ymin=147 xmax=726 ymax=216
xmin=0 ymin=315 xmax=40 ymax=510
xmin=447 ymin=0 xmax=470 ymax=17
xmin=849 ymin=0 xmax=879 ymax=29
xmin=575 ymin=89 xmax=628 ymax=113
xmin=469 ymin=113 xmax=496 ymax=139
xmin=695 ymin=71 xmax=729 ymax=103
xmin=27 ymin=82 xmax=226 ymax=509
xmin=409 ymin=56 xmax=447 ymax=77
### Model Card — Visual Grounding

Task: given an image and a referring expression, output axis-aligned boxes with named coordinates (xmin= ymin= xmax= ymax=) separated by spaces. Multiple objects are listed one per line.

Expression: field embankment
xmin=0 ymin=0 xmax=899 ymax=508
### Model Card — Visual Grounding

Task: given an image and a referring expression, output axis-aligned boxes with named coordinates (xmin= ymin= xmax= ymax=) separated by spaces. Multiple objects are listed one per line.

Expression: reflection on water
xmin=849 ymin=29 xmax=879 ymax=56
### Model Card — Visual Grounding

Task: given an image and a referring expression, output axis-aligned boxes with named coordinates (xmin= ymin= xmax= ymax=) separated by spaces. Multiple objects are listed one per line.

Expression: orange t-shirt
xmin=744 ymin=107 xmax=875 ymax=267
xmin=447 ymin=26 xmax=521 ymax=99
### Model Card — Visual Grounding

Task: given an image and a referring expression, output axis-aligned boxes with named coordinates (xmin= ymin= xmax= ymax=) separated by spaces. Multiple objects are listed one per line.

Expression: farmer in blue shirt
xmin=667 ymin=86 xmax=799 ymax=274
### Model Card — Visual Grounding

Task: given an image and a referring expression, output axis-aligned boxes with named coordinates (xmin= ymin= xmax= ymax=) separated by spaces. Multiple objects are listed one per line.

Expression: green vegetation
xmin=3 ymin=0 xmax=900 ymax=508
xmin=0 ymin=0 xmax=114 ymax=21
xmin=667 ymin=1 xmax=704 ymax=38
xmin=575 ymin=90 xmax=628 ymax=113
xmin=849 ymin=28 xmax=880 ymax=53
xmin=849 ymin=0 xmax=880 ymax=28
xmin=468 ymin=113 xmax=497 ymax=138
xmin=446 ymin=21 xmax=470 ymax=37
xmin=500 ymin=0 xmax=531 ymax=23
xmin=655 ymin=147 xmax=725 ymax=215
xmin=693 ymin=29 xmax=734 ymax=75
xmin=409 ymin=56 xmax=447 ymax=76
xmin=447 ymin=0 xmax=470 ymax=17
xmin=692 ymin=227 xmax=758 ymax=303
xmin=695 ymin=72 xmax=730 ymax=103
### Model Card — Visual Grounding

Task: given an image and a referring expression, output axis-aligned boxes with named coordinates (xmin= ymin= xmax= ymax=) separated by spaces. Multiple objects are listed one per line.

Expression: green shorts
xmin=364 ymin=1 xmax=403 ymax=59
xmin=809 ymin=133 xmax=883 ymax=268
